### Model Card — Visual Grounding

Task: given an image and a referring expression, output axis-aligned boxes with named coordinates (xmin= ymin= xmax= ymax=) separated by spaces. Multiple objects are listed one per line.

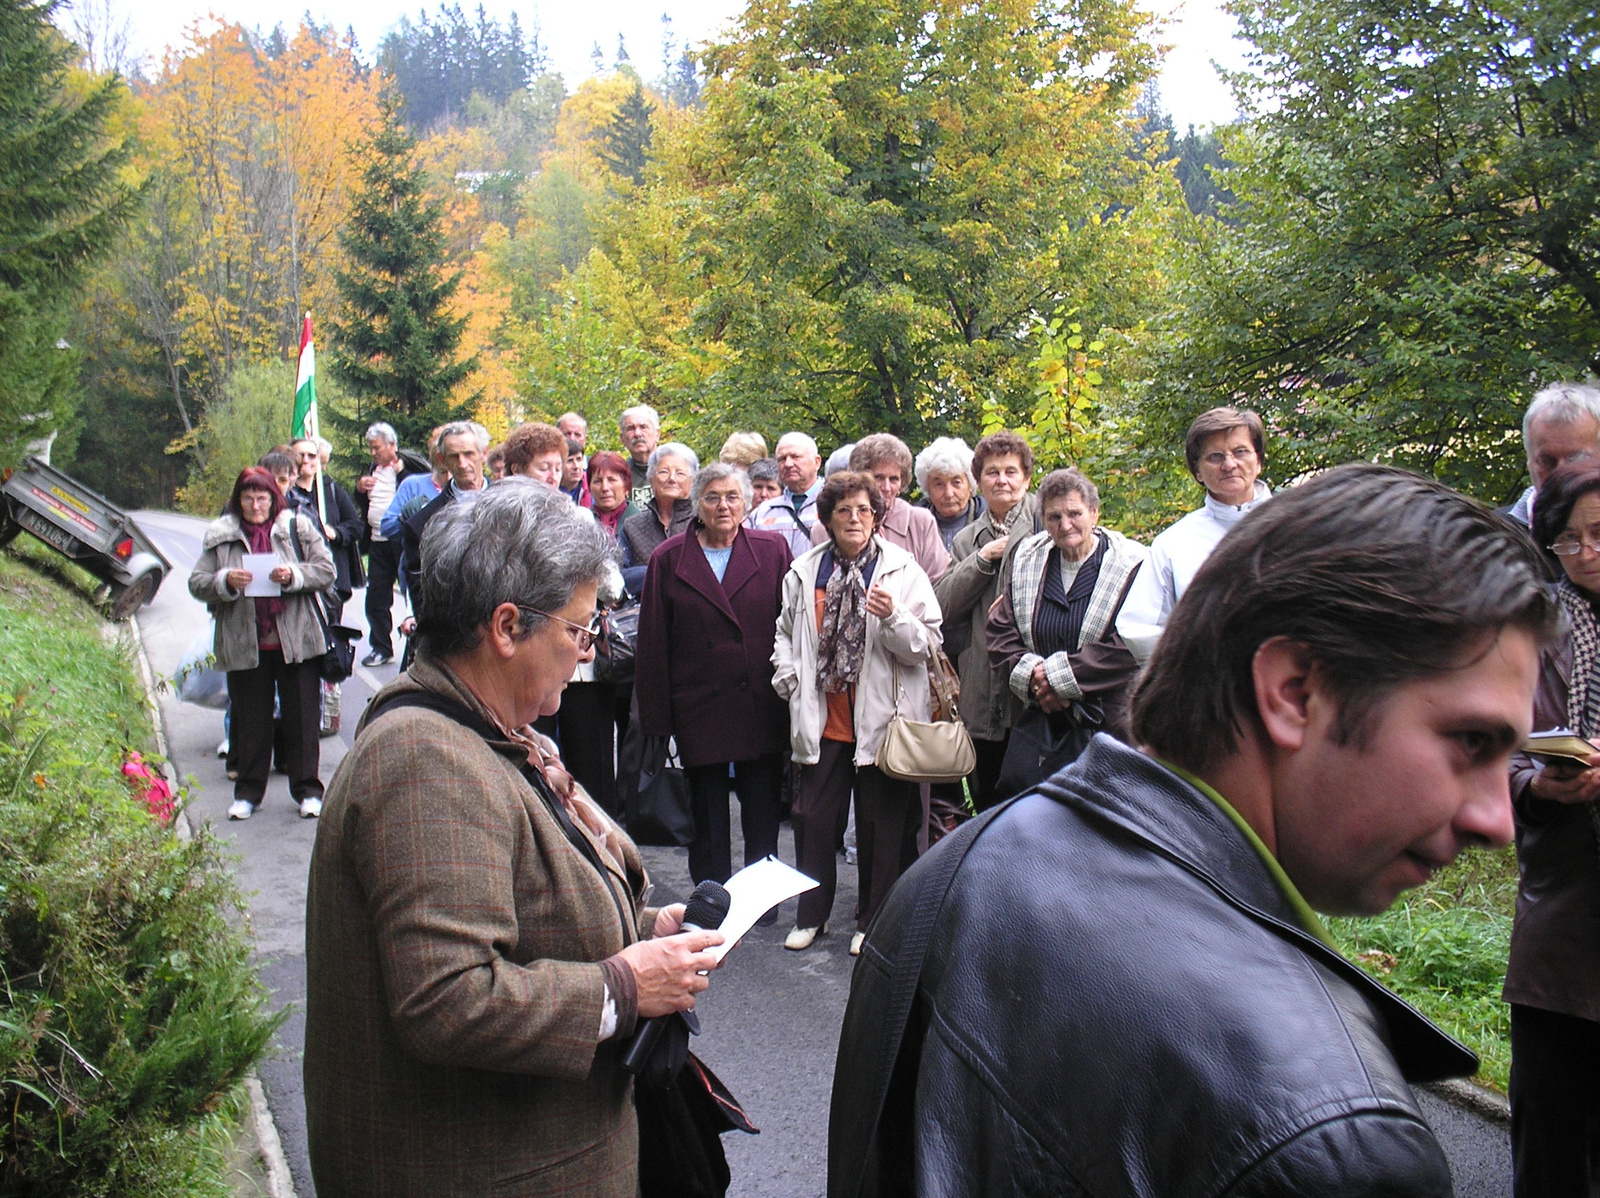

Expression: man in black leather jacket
xmin=830 ymin=464 xmax=1558 ymax=1198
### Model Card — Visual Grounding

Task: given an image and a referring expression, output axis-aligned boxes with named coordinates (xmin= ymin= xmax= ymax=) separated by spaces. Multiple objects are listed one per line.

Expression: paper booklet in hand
xmin=706 ymin=857 xmax=818 ymax=964
xmin=1524 ymin=728 xmax=1598 ymax=766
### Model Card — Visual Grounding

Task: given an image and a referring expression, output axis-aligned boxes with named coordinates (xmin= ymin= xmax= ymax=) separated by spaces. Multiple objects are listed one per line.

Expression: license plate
xmin=17 ymin=507 xmax=81 ymax=556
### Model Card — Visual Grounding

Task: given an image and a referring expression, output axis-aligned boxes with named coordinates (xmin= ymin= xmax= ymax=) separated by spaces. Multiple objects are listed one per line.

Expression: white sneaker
xmin=216 ymin=738 xmax=229 ymax=758
xmin=298 ymin=797 xmax=323 ymax=819
xmin=785 ymin=924 xmax=827 ymax=951
xmin=850 ymin=931 xmax=866 ymax=957
xmin=227 ymin=799 xmax=253 ymax=820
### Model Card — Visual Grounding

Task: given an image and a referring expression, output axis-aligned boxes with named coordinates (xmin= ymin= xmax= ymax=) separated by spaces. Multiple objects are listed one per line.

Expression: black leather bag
xmin=286 ymin=514 xmax=359 ymax=681
xmin=627 ymin=735 xmax=695 ymax=846
xmin=994 ymin=705 xmax=1098 ymax=801
xmin=593 ymin=602 xmax=640 ymax=687
xmin=635 ymin=1042 xmax=759 ymax=1198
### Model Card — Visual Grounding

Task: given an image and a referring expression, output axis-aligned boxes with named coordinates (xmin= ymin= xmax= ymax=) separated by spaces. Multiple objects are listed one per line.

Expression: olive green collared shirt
xmin=1159 ymin=758 xmax=1339 ymax=952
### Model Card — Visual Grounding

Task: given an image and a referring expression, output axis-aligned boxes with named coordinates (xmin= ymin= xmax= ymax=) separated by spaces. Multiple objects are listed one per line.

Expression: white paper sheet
xmin=706 ymin=856 xmax=819 ymax=963
xmin=241 ymin=554 xmax=281 ymax=596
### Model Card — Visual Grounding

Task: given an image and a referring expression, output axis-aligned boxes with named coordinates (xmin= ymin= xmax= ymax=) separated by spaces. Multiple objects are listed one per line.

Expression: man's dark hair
xmin=1532 ymin=460 xmax=1600 ymax=552
xmin=259 ymin=450 xmax=295 ymax=478
xmin=971 ymin=431 xmax=1035 ymax=479
xmin=1184 ymin=406 xmax=1266 ymax=476
xmin=816 ymin=470 xmax=887 ymax=532
xmin=1130 ymin=464 xmax=1558 ymax=773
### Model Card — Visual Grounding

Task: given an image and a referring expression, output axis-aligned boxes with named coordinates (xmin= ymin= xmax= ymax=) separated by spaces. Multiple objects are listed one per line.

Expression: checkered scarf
xmin=1555 ymin=578 xmax=1600 ymax=866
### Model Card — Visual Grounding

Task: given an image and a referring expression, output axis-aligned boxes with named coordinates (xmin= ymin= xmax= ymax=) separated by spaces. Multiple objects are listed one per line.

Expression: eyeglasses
xmin=1201 ymin=448 xmax=1257 ymax=467
xmin=700 ymin=492 xmax=744 ymax=508
xmin=519 ymin=607 xmax=603 ymax=651
xmin=1550 ymin=530 xmax=1600 ymax=557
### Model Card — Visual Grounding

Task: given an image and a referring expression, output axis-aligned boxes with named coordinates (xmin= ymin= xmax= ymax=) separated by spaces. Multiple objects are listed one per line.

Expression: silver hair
xmin=1524 ymin=382 xmax=1600 ymax=448
xmin=417 ymin=477 xmax=618 ymax=657
xmin=557 ymin=411 xmax=588 ymax=431
xmin=646 ymin=441 xmax=699 ymax=477
xmin=365 ymin=421 xmax=398 ymax=445
xmin=915 ymin=436 xmax=976 ymax=493
xmin=824 ymin=443 xmax=855 ymax=476
xmin=618 ymin=404 xmax=661 ymax=431
xmin=437 ymin=420 xmax=490 ymax=451
xmin=690 ymin=462 xmax=753 ymax=511
xmin=777 ymin=431 xmax=819 ymax=458
xmin=314 ymin=435 xmax=333 ymax=457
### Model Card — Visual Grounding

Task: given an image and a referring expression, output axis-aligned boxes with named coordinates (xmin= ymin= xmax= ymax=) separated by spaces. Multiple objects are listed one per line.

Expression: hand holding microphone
xmin=620 ymin=880 xmax=731 ymax=1074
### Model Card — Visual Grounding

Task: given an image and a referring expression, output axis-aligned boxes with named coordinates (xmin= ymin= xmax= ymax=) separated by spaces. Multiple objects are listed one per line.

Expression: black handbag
xmin=593 ymin=601 xmax=640 ymax=687
xmin=994 ymin=705 xmax=1099 ymax=802
xmin=635 ymin=1041 xmax=758 ymax=1198
xmin=286 ymin=514 xmax=359 ymax=681
xmin=626 ymin=734 xmax=695 ymax=846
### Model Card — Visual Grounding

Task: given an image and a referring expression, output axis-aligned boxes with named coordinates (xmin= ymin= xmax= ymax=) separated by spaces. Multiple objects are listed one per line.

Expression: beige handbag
xmin=877 ymin=657 xmax=977 ymax=784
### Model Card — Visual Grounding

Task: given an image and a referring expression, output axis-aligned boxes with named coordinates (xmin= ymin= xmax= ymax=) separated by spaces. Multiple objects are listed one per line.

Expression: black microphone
xmin=619 ymin=879 xmax=731 ymax=1074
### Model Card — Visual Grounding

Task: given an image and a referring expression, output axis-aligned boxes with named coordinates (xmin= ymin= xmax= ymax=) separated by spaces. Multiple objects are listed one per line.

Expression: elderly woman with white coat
xmin=772 ymin=470 xmax=942 ymax=956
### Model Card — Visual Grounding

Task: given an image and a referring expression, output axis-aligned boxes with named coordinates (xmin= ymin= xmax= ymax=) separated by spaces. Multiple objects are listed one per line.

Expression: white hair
xmin=438 ymin=420 xmax=491 ymax=451
xmin=558 ymin=412 xmax=588 ymax=431
xmin=1524 ymin=382 xmax=1600 ymax=448
xmin=824 ymin=443 xmax=855 ymax=476
xmin=365 ymin=421 xmax=398 ymax=445
xmin=646 ymin=441 xmax=700 ymax=477
xmin=915 ymin=436 xmax=976 ymax=492
xmin=618 ymin=404 xmax=660 ymax=431
xmin=776 ymin=431 xmax=820 ymax=459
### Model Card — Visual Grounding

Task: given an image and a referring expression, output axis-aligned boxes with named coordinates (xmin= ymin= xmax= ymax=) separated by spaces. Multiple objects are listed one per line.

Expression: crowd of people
xmin=183 ymin=385 xmax=1600 ymax=1196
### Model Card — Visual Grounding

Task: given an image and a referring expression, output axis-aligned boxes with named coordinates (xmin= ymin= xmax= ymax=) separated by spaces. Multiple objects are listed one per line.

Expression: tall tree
xmin=329 ymin=91 xmax=478 ymax=448
xmin=1151 ymin=0 xmax=1600 ymax=502
xmin=0 ymin=0 xmax=136 ymax=467
xmin=594 ymin=83 xmax=654 ymax=186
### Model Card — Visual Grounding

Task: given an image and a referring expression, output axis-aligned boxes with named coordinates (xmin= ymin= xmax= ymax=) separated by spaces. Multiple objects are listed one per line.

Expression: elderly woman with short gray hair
xmin=619 ymin=441 xmax=698 ymax=592
xmin=304 ymin=479 xmax=725 ymax=1196
xmin=636 ymin=463 xmax=793 ymax=886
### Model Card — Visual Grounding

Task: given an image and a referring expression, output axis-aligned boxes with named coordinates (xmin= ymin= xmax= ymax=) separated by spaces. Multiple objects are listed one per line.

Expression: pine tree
xmin=595 ymin=83 xmax=654 ymax=185
xmin=328 ymin=91 xmax=478 ymax=450
xmin=0 ymin=0 xmax=136 ymax=467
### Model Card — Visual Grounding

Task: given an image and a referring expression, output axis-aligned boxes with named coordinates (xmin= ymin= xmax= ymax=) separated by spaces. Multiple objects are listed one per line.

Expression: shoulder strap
xmin=368 ymin=689 xmax=636 ymax=943
xmin=285 ymin=514 xmax=333 ymax=634
xmin=848 ymin=802 xmax=1007 ymax=1197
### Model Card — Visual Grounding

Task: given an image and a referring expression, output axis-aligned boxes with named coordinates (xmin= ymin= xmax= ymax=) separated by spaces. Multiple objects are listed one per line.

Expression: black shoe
xmin=361 ymin=650 xmax=393 ymax=667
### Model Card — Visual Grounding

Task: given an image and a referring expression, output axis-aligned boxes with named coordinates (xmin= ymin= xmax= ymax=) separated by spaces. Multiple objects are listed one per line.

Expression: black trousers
xmin=683 ymin=754 xmax=783 ymax=885
xmin=558 ymin=681 xmax=624 ymax=816
xmin=970 ymin=733 xmax=1012 ymax=812
xmin=364 ymin=538 xmax=401 ymax=656
xmin=1510 ymin=1003 xmax=1600 ymax=1197
xmin=794 ymin=740 xmax=920 ymax=931
xmin=228 ymin=650 xmax=322 ymax=805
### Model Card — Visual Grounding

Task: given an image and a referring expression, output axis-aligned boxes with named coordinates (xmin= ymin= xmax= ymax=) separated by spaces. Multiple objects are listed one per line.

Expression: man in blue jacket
xmin=831 ymin=463 xmax=1555 ymax=1198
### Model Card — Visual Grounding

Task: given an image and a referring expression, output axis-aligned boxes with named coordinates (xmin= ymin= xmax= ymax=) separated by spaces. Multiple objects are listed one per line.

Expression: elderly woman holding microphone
xmin=635 ymin=464 xmax=793 ymax=885
xmin=773 ymin=471 xmax=942 ymax=956
xmin=304 ymin=480 xmax=724 ymax=1197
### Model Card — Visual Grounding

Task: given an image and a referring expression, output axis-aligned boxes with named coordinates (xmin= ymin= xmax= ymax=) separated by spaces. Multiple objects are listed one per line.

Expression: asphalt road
xmin=130 ymin=509 xmax=1513 ymax=1198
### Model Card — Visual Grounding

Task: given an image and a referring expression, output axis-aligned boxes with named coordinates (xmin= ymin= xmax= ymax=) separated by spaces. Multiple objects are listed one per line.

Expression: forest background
xmin=5 ymin=0 xmax=1597 ymax=535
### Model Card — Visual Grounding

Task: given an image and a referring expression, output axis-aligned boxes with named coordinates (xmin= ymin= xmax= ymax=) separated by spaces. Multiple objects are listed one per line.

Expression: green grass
xmin=0 ymin=544 xmax=279 ymax=1196
xmin=1330 ymin=848 xmax=1517 ymax=1091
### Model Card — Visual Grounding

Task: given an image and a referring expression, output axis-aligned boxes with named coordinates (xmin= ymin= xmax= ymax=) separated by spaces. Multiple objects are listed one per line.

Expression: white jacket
xmin=771 ymin=537 xmax=942 ymax=767
xmin=1115 ymin=482 xmax=1271 ymax=663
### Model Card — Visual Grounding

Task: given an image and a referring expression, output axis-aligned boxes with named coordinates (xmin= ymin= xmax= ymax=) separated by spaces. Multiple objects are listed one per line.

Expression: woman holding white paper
xmin=188 ymin=465 xmax=336 ymax=821
xmin=1507 ymin=459 xmax=1600 ymax=1196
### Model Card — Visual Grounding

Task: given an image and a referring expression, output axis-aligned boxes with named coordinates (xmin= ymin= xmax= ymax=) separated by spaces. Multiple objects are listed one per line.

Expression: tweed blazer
xmin=304 ymin=655 xmax=659 ymax=1197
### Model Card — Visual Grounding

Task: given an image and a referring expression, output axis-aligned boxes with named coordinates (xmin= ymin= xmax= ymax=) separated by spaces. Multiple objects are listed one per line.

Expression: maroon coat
xmin=635 ymin=524 xmax=792 ymax=768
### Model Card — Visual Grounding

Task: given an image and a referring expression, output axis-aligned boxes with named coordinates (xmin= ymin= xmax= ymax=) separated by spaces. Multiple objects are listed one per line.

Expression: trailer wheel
xmin=109 ymin=570 xmax=159 ymax=621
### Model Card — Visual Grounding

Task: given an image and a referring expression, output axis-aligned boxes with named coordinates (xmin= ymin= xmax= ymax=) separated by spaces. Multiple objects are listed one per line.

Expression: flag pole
xmin=293 ymin=311 xmax=328 ymax=529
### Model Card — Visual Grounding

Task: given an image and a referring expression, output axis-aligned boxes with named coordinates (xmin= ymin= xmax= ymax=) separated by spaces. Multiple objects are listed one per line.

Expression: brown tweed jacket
xmin=304 ymin=655 xmax=658 ymax=1197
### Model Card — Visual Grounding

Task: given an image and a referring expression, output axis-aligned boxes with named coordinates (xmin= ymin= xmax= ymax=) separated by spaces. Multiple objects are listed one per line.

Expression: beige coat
xmin=771 ymin=536 xmax=942 ymax=767
xmin=303 ymin=657 xmax=659 ymax=1197
xmin=186 ymin=510 xmax=336 ymax=672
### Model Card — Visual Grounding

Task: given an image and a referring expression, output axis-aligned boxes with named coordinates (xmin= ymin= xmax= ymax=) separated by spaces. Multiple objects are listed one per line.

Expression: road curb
xmin=1422 ymin=1077 xmax=1511 ymax=1127
xmin=245 ymin=1074 xmax=300 ymax=1198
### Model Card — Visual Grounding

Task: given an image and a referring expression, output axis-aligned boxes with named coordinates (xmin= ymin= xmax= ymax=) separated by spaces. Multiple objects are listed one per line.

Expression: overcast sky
xmin=86 ymin=0 xmax=1247 ymax=130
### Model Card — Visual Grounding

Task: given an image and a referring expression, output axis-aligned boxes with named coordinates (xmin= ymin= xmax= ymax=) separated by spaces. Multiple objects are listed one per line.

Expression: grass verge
xmin=1330 ymin=847 xmax=1516 ymax=1092
xmin=0 ymin=544 xmax=281 ymax=1196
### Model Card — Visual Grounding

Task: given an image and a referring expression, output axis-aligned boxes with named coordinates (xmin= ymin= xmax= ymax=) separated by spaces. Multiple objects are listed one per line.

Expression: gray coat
xmin=188 ymin=510 xmax=336 ymax=672
xmin=932 ymin=492 xmax=1040 ymax=741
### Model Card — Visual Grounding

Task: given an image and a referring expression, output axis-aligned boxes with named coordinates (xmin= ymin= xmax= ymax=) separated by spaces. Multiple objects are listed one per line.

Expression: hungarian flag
xmin=291 ymin=312 xmax=317 ymax=439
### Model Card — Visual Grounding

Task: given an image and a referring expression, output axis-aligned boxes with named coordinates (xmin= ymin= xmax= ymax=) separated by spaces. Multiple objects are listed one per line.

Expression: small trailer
xmin=0 ymin=456 xmax=172 ymax=621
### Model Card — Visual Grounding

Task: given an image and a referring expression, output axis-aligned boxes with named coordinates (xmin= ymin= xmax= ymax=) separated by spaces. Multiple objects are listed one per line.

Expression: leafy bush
xmin=0 ymin=551 xmax=280 ymax=1195
xmin=1331 ymin=848 xmax=1518 ymax=1091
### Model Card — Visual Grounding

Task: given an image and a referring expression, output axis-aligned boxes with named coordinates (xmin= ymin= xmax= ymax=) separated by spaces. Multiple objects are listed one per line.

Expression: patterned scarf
xmin=817 ymin=542 xmax=879 ymax=695
xmin=1555 ymin=578 xmax=1600 ymax=868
